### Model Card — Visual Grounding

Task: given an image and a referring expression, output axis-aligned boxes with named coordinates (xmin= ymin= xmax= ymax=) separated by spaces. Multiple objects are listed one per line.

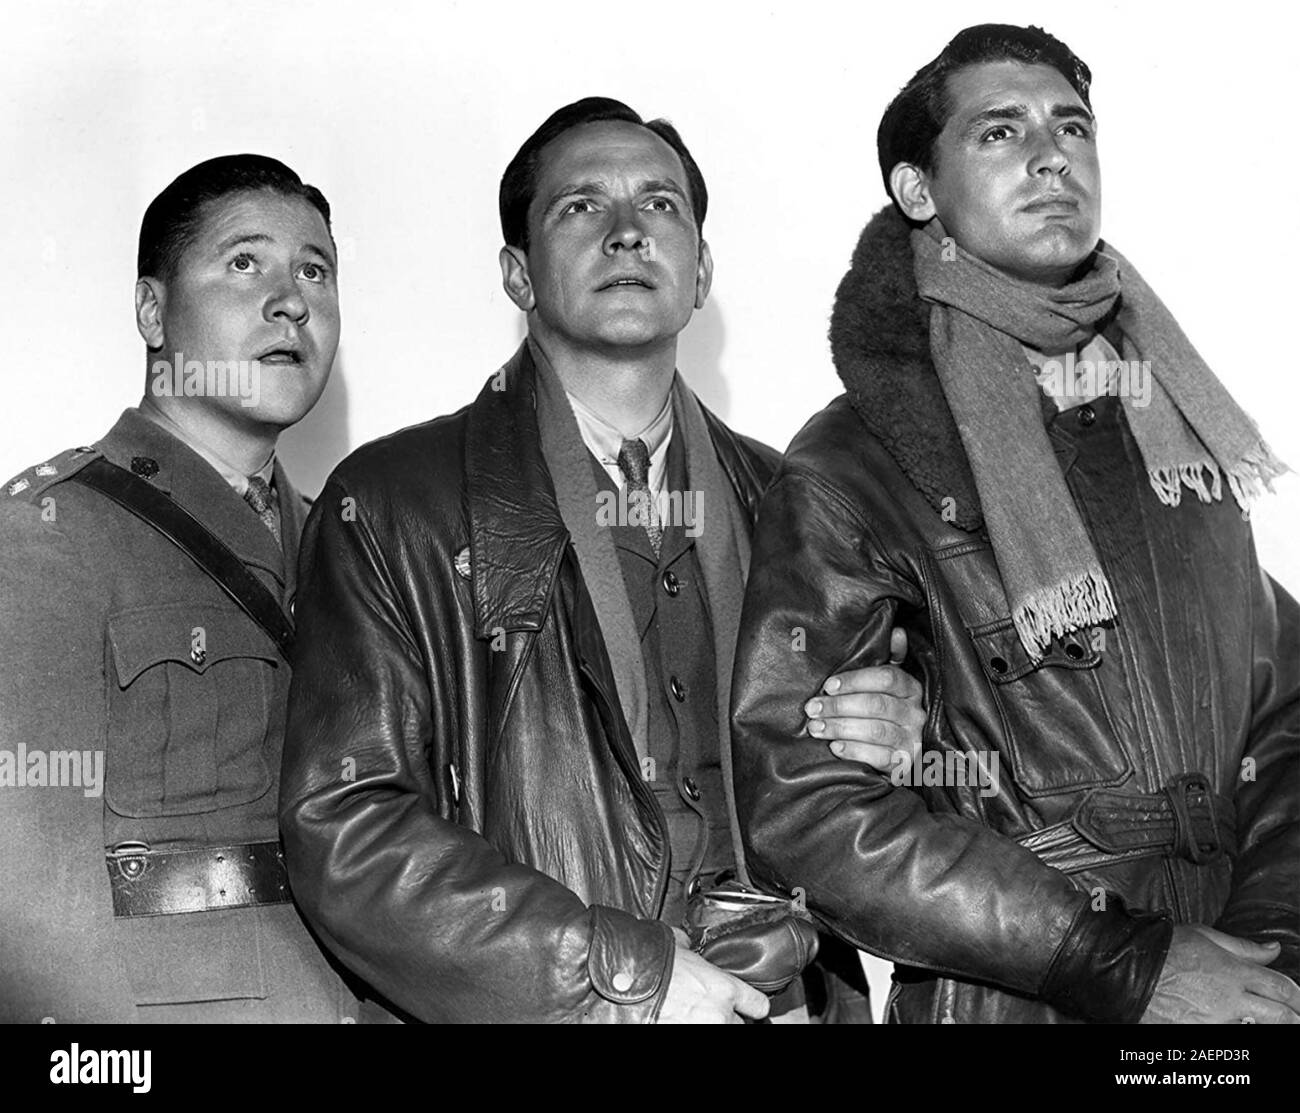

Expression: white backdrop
xmin=4 ymin=0 xmax=1297 ymax=1017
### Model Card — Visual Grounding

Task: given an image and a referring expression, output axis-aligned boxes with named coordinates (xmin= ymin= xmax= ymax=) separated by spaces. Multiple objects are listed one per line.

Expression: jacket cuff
xmin=587 ymin=905 xmax=675 ymax=1017
xmin=1038 ymin=893 xmax=1173 ymax=1023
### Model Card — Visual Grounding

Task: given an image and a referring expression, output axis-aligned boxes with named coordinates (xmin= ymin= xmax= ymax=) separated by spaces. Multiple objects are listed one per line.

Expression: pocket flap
xmin=109 ymin=602 xmax=278 ymax=686
xmin=968 ymin=618 xmax=1101 ymax=683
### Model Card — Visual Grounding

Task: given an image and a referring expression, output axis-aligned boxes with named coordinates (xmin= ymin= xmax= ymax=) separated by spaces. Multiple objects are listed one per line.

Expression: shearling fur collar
xmin=830 ymin=205 xmax=1038 ymax=532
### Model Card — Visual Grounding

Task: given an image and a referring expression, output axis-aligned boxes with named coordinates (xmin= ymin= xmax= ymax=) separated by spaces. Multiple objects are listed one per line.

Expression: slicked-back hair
xmin=499 ymin=96 xmax=708 ymax=252
xmin=138 ymin=153 xmax=333 ymax=282
xmin=877 ymin=23 xmax=1092 ymax=208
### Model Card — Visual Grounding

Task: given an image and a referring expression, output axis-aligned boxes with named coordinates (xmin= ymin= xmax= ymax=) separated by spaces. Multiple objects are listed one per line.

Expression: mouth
xmin=253 ymin=342 xmax=305 ymax=365
xmin=597 ymin=275 xmax=657 ymax=292
xmin=1022 ymin=195 xmax=1080 ymax=215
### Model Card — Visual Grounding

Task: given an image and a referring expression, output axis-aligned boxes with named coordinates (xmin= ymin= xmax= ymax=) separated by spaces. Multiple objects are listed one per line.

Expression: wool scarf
xmin=530 ymin=341 xmax=754 ymax=883
xmin=911 ymin=218 xmax=1286 ymax=658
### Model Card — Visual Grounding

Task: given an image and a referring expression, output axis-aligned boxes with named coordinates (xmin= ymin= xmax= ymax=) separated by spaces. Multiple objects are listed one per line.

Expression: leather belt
xmin=1017 ymin=773 xmax=1236 ymax=875
xmin=106 ymin=840 xmax=291 ymax=917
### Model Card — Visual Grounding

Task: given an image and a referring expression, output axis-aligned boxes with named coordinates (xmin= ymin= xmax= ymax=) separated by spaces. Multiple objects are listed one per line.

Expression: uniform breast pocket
xmin=105 ymin=602 xmax=278 ymax=817
xmin=967 ymin=617 xmax=1133 ymax=797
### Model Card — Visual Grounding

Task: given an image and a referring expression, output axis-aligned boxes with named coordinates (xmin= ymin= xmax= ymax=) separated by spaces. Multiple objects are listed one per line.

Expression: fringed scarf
xmin=905 ymin=216 xmax=1284 ymax=658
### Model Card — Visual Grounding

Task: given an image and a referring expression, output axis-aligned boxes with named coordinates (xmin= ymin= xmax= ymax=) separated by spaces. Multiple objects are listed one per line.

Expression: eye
xmin=1059 ymin=121 xmax=1094 ymax=139
xmin=296 ymin=261 xmax=329 ymax=283
xmin=980 ymin=125 xmax=1014 ymax=143
xmin=560 ymin=199 xmax=597 ymax=216
xmin=644 ymin=196 xmax=678 ymax=213
xmin=230 ymin=252 xmax=258 ymax=273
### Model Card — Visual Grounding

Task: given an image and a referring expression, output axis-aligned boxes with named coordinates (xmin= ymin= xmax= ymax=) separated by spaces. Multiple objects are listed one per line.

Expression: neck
xmin=528 ymin=326 xmax=676 ymax=436
xmin=138 ymin=391 xmax=276 ymax=476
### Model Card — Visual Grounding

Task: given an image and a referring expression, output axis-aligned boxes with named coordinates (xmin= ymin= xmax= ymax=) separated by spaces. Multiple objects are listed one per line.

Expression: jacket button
xmin=682 ymin=776 xmax=701 ymax=801
xmin=191 ymin=645 xmax=207 ymax=666
xmin=670 ymin=676 xmax=686 ymax=702
xmin=1064 ymin=641 xmax=1085 ymax=660
xmin=288 ymin=597 xmax=297 ymax=618
xmin=662 ymin=570 xmax=680 ymax=597
xmin=1078 ymin=404 xmax=1096 ymax=427
xmin=130 ymin=456 xmax=159 ymax=478
xmin=989 ymin=656 xmax=1009 ymax=675
xmin=611 ymin=971 xmax=634 ymax=993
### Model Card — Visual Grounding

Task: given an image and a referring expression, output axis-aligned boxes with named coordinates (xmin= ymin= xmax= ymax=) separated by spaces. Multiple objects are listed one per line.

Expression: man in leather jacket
xmin=732 ymin=25 xmax=1299 ymax=1024
xmin=279 ymin=98 xmax=924 ymax=1023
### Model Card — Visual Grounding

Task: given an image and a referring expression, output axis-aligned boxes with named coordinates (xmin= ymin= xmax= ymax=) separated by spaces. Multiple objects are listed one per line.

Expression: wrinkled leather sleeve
xmin=731 ymin=467 xmax=1171 ymax=1022
xmin=1214 ymin=564 xmax=1300 ymax=978
xmin=280 ymin=475 xmax=674 ymax=1023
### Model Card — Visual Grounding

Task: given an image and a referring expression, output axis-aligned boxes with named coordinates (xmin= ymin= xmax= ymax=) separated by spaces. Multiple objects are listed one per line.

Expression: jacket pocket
xmin=967 ymin=617 xmax=1132 ymax=797
xmin=105 ymin=602 xmax=277 ymax=818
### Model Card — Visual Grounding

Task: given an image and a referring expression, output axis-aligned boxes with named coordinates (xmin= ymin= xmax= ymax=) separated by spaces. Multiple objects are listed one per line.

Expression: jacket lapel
xmin=464 ymin=344 xmax=570 ymax=639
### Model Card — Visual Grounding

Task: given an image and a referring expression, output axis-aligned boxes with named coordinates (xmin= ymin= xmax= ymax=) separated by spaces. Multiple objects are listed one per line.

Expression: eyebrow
xmin=542 ymin=177 xmax=690 ymax=215
xmin=213 ymin=231 xmax=336 ymax=267
xmin=962 ymin=102 xmax=1094 ymax=136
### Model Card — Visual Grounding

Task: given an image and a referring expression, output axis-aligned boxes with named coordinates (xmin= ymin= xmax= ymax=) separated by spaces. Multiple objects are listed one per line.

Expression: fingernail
xmin=805 ymin=699 xmax=823 ymax=717
xmin=830 ymin=741 xmax=843 ymax=755
xmin=824 ymin=677 xmax=841 ymax=693
xmin=809 ymin=720 xmax=825 ymax=735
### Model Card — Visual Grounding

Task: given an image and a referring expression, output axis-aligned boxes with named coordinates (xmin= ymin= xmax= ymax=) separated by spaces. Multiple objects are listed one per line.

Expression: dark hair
xmin=877 ymin=24 xmax=1092 ymax=206
xmin=499 ymin=96 xmax=708 ymax=252
xmin=138 ymin=153 xmax=333 ymax=281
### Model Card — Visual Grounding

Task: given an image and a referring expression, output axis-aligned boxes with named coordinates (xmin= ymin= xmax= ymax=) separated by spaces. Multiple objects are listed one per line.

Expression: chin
xmin=235 ymin=387 xmax=323 ymax=430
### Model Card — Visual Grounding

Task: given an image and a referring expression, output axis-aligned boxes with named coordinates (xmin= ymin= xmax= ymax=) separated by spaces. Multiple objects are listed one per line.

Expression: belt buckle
xmin=1163 ymin=773 xmax=1221 ymax=865
xmin=107 ymin=840 xmax=152 ymax=881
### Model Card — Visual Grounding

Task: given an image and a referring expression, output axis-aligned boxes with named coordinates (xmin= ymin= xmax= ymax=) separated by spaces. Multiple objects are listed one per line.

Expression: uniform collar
xmin=97 ymin=407 xmax=290 ymax=585
xmin=138 ymin=397 xmax=276 ymax=495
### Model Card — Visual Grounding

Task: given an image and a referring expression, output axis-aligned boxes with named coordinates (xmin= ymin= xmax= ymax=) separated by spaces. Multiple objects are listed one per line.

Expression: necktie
xmin=617 ymin=437 xmax=662 ymax=558
xmin=243 ymin=475 xmax=281 ymax=546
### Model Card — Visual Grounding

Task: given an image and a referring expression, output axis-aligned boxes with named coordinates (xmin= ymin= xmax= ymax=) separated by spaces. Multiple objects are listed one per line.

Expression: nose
xmin=1028 ymin=127 xmax=1070 ymax=180
xmin=264 ymin=273 xmax=310 ymax=328
xmin=603 ymin=201 xmax=651 ymax=256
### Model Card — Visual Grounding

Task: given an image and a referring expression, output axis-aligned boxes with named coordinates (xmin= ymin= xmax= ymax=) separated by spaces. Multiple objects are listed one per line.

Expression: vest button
xmin=662 ymin=570 xmax=680 ymax=596
xmin=1078 ymin=404 xmax=1096 ymax=427
xmin=682 ymin=776 xmax=701 ymax=801
xmin=670 ymin=676 xmax=686 ymax=702
xmin=611 ymin=971 xmax=634 ymax=993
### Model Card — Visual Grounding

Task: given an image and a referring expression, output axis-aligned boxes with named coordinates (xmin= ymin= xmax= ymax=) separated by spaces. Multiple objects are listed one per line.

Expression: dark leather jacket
xmin=280 ymin=344 xmax=777 ymax=1022
xmin=731 ymin=215 xmax=1299 ymax=1024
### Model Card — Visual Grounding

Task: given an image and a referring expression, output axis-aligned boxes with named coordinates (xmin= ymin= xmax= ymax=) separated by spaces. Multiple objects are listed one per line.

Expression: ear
xmin=889 ymin=163 xmax=937 ymax=223
xmin=694 ymin=240 xmax=714 ymax=310
xmin=135 ymin=277 xmax=166 ymax=349
xmin=499 ymin=245 xmax=535 ymax=313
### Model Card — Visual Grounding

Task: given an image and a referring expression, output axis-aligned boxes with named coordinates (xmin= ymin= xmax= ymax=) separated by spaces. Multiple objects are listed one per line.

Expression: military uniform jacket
xmin=0 ymin=407 xmax=353 ymax=1021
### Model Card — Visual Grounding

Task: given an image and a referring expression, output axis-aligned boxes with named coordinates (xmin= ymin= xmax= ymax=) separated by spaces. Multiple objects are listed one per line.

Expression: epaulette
xmin=4 ymin=444 xmax=103 ymax=503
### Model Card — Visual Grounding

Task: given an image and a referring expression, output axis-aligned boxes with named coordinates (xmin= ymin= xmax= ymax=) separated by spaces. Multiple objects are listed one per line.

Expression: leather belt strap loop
xmin=1017 ymin=775 xmax=1236 ymax=875
xmin=106 ymin=840 xmax=291 ymax=917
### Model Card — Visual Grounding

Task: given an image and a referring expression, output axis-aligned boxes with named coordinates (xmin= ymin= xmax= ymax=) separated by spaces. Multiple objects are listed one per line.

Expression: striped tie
xmin=243 ymin=475 xmax=281 ymax=546
xmin=616 ymin=437 xmax=662 ymax=557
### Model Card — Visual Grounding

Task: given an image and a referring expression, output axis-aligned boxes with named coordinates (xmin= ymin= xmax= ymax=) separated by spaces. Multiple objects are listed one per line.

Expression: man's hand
xmin=808 ymin=627 xmax=925 ymax=772
xmin=658 ymin=929 xmax=771 ymax=1024
xmin=1140 ymin=925 xmax=1300 ymax=1024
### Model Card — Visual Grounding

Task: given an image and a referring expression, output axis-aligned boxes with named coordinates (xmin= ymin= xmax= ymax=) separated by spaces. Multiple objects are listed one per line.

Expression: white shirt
xmin=565 ymin=388 xmax=674 ymax=501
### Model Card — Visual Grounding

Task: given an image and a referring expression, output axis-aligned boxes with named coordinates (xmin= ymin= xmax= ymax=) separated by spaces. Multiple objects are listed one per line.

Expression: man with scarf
xmin=732 ymin=24 xmax=1299 ymax=1024
xmin=279 ymin=98 xmax=919 ymax=1022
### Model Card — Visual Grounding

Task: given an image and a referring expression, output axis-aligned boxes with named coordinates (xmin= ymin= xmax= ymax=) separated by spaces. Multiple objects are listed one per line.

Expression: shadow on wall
xmin=278 ymin=351 xmax=351 ymax=500
xmin=679 ymin=298 xmax=729 ymax=422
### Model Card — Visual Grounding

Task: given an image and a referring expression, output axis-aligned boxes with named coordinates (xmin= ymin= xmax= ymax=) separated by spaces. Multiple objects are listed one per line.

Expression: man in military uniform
xmin=0 ymin=154 xmax=356 ymax=1021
